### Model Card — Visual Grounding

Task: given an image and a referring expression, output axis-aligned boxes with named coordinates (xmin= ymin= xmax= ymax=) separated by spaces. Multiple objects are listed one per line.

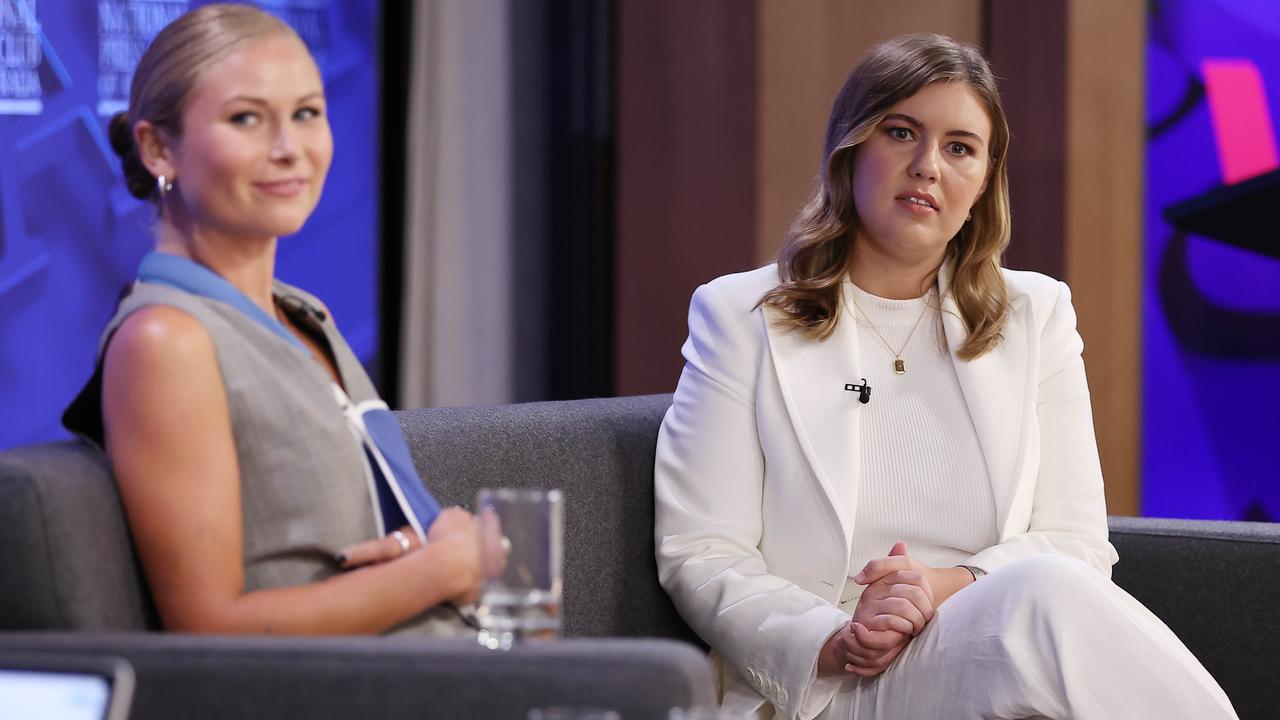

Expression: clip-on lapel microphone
xmin=844 ymin=379 xmax=871 ymax=404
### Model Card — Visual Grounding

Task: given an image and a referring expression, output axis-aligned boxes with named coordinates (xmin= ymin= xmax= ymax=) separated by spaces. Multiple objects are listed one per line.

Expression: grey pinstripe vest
xmin=78 ymin=280 xmax=470 ymax=636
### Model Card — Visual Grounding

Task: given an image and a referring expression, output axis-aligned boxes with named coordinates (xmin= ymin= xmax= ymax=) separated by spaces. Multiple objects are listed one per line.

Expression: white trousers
xmin=815 ymin=554 xmax=1237 ymax=720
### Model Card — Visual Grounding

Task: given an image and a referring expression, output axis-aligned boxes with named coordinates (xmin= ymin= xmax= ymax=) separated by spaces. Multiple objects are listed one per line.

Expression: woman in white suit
xmin=654 ymin=34 xmax=1236 ymax=720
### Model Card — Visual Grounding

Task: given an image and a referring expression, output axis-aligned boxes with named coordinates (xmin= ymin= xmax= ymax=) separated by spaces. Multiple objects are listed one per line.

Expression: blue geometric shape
xmin=0 ymin=152 xmax=51 ymax=297
xmin=37 ymin=25 xmax=73 ymax=94
xmin=0 ymin=107 xmax=147 ymax=449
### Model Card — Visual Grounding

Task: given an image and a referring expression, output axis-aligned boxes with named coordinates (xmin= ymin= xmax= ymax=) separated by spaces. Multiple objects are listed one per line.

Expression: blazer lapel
xmin=763 ymin=303 xmax=861 ymax=546
xmin=938 ymin=264 xmax=1029 ymax=536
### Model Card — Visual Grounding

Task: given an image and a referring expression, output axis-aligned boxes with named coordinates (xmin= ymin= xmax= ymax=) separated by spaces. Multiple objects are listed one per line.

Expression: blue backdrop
xmin=1145 ymin=0 xmax=1280 ymax=520
xmin=0 ymin=0 xmax=381 ymax=450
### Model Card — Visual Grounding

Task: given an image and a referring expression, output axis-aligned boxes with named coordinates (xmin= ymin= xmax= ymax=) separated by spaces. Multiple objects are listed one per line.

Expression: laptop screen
xmin=0 ymin=656 xmax=134 ymax=720
xmin=0 ymin=669 xmax=111 ymax=720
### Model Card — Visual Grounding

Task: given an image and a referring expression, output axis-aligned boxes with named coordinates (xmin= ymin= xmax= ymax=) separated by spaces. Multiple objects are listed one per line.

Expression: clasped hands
xmin=818 ymin=541 xmax=972 ymax=678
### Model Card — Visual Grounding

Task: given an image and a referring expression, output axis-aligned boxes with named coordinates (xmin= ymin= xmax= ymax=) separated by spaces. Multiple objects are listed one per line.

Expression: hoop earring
xmin=157 ymin=174 xmax=173 ymax=198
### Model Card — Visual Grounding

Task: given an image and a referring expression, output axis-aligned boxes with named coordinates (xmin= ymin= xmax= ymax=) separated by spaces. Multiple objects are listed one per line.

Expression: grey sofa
xmin=1 ymin=394 xmax=1277 ymax=719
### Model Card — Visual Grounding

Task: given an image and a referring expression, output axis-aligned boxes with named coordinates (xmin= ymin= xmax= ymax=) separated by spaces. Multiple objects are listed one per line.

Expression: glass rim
xmin=477 ymin=488 xmax=563 ymax=503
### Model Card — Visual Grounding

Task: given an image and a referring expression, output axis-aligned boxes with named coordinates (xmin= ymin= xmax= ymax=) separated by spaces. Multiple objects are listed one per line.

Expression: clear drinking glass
xmin=475 ymin=488 xmax=564 ymax=650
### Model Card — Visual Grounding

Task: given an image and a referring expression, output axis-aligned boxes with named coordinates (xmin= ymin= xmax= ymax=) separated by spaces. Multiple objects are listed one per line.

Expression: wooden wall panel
xmin=986 ymin=0 xmax=1068 ymax=279
xmin=1065 ymin=0 xmax=1145 ymax=516
xmin=615 ymin=0 xmax=759 ymax=395
xmin=755 ymin=0 xmax=982 ymax=264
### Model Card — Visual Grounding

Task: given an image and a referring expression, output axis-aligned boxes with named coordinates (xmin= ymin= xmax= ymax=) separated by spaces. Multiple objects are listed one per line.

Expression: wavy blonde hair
xmin=759 ymin=33 xmax=1012 ymax=359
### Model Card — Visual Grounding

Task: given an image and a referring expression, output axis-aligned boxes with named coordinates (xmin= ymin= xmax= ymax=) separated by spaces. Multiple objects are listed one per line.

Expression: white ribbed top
xmin=839 ymin=281 xmax=997 ymax=607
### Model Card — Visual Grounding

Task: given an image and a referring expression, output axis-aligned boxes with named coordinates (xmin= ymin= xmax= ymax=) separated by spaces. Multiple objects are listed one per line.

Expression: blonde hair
xmin=107 ymin=3 xmax=300 ymax=201
xmin=759 ymin=33 xmax=1012 ymax=360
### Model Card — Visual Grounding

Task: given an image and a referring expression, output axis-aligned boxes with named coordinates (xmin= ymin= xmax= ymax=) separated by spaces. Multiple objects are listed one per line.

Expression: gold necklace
xmin=846 ymin=286 xmax=936 ymax=375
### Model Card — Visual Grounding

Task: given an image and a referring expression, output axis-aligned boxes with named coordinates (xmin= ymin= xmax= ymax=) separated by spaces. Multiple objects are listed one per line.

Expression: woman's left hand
xmin=336 ymin=525 xmax=420 ymax=570
xmin=852 ymin=542 xmax=936 ymax=638
xmin=853 ymin=542 xmax=978 ymax=616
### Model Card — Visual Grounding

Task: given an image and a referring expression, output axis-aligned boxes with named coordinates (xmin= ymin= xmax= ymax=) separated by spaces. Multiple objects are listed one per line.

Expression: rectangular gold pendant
xmin=893 ymin=359 xmax=906 ymax=375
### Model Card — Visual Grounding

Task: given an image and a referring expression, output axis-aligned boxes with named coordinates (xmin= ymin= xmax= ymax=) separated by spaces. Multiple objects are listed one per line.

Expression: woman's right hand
xmin=817 ymin=614 xmax=915 ymax=678
xmin=426 ymin=507 xmax=485 ymax=605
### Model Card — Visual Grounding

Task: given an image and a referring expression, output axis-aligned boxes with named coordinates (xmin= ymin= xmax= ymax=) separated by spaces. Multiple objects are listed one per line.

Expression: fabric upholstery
xmin=397 ymin=394 xmax=701 ymax=645
xmin=1109 ymin=516 xmax=1280 ymax=720
xmin=0 ymin=441 xmax=154 ymax=630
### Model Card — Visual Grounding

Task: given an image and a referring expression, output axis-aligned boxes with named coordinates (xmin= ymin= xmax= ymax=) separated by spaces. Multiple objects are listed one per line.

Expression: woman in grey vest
xmin=65 ymin=3 xmax=482 ymax=635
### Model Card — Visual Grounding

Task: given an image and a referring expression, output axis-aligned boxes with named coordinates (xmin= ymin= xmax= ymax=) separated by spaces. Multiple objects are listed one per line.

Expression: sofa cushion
xmin=0 ymin=632 xmax=716 ymax=720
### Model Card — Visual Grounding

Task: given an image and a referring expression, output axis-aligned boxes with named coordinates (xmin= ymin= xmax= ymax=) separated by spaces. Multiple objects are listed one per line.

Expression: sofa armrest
xmin=1108 ymin=516 xmax=1280 ymax=720
xmin=0 ymin=633 xmax=716 ymax=720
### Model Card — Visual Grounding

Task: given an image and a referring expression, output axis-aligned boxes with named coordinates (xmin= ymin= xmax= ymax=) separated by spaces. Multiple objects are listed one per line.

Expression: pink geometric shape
xmin=1201 ymin=59 xmax=1279 ymax=185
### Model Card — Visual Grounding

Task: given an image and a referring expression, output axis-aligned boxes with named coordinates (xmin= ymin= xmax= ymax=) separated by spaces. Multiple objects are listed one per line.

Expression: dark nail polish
xmin=334 ymin=552 xmax=348 ymax=565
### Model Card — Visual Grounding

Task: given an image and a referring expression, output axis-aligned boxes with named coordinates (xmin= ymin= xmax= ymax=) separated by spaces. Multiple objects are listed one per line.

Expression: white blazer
xmin=653 ymin=262 xmax=1118 ymax=720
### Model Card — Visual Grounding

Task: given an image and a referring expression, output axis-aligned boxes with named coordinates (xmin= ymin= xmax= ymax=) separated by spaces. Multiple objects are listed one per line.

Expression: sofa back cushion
xmin=0 ymin=441 xmax=157 ymax=630
xmin=1108 ymin=516 xmax=1280 ymax=720
xmin=397 ymin=394 xmax=700 ymax=645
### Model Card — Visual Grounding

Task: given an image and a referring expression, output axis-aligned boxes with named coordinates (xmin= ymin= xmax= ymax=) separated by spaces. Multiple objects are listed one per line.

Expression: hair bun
xmin=108 ymin=111 xmax=134 ymax=158
xmin=108 ymin=111 xmax=160 ymax=201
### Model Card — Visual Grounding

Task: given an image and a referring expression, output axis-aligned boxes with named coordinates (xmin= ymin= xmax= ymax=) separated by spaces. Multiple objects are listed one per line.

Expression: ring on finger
xmin=391 ymin=529 xmax=411 ymax=556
